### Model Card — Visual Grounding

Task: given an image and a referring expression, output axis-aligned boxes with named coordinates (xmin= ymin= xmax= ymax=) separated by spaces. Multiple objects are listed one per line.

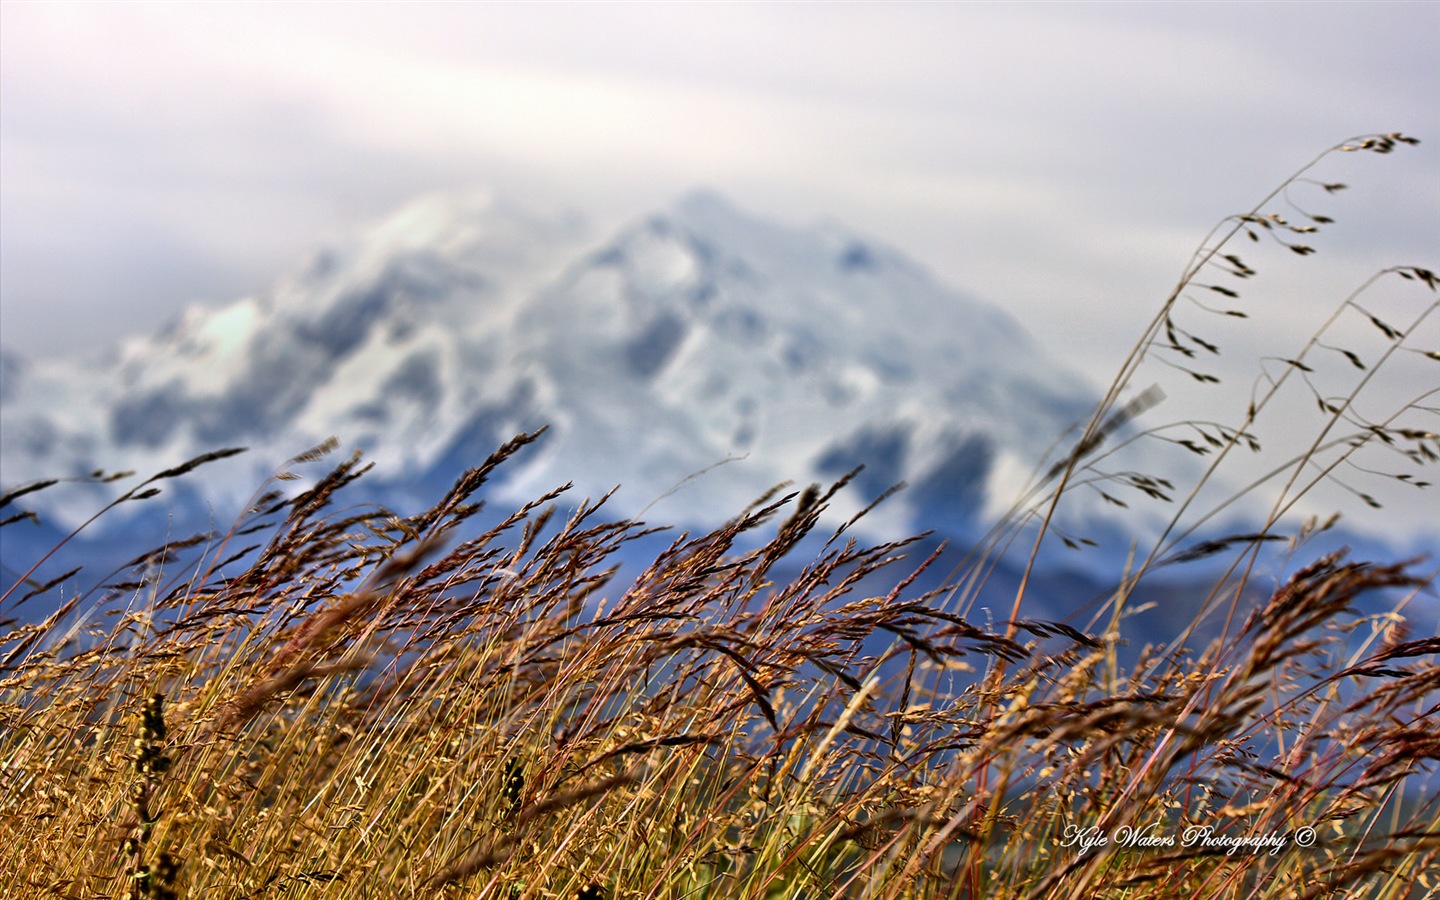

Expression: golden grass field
xmin=2 ymin=134 xmax=1436 ymax=899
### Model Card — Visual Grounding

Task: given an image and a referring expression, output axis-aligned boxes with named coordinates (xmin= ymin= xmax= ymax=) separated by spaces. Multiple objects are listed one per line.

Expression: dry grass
xmin=2 ymin=134 xmax=1436 ymax=899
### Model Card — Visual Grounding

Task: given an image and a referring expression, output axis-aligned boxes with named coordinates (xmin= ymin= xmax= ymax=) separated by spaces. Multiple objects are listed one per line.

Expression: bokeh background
xmin=3 ymin=1 xmax=1437 ymax=538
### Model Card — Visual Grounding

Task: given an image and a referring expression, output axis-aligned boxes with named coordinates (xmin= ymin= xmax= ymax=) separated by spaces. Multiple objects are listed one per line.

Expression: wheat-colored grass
xmin=2 ymin=134 xmax=1436 ymax=899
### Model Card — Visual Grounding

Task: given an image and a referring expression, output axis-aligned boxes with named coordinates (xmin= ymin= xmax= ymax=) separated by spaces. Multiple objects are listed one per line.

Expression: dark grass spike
xmin=141 ymin=447 xmax=247 ymax=485
xmin=412 ymin=427 xmax=549 ymax=535
xmin=0 ymin=478 xmax=59 ymax=509
xmin=18 ymin=566 xmax=83 ymax=604
xmin=288 ymin=436 xmax=340 ymax=466
xmin=118 ymin=532 xmax=215 ymax=572
xmin=285 ymin=450 xmax=375 ymax=525
xmin=1158 ymin=532 xmax=1287 ymax=567
xmin=1013 ymin=620 xmax=1102 ymax=649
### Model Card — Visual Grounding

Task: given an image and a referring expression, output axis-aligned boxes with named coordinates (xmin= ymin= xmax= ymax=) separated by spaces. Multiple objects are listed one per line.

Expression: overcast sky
xmin=3 ymin=2 xmax=1435 ymax=355
xmin=2 ymin=1 xmax=1437 ymax=535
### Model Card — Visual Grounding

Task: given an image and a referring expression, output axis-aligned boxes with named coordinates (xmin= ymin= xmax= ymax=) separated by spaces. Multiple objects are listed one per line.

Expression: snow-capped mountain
xmin=1 ymin=189 xmax=1099 ymax=546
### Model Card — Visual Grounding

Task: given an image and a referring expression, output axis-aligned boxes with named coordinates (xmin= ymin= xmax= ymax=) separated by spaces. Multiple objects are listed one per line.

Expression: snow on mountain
xmin=1 ymin=189 xmax=1101 ymax=546
xmin=497 ymin=190 xmax=1097 ymax=532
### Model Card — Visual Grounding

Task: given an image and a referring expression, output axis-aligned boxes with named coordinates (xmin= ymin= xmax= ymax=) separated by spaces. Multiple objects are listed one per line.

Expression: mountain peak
xmin=670 ymin=188 xmax=754 ymax=226
xmin=371 ymin=188 xmax=499 ymax=245
xmin=344 ymin=188 xmax=589 ymax=273
xmin=2 ymin=189 xmax=1098 ymax=544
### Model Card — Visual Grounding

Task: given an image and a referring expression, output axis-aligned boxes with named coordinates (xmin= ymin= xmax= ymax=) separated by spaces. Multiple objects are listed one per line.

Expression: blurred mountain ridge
xmin=1 ymin=188 xmax=1103 ymax=549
